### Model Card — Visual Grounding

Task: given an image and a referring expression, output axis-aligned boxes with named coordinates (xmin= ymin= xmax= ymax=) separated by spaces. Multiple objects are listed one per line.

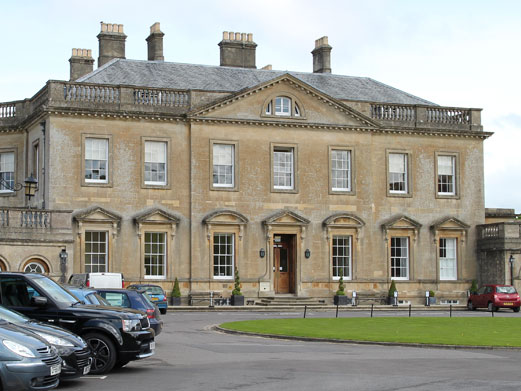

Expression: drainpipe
xmin=40 ymin=121 xmax=46 ymax=209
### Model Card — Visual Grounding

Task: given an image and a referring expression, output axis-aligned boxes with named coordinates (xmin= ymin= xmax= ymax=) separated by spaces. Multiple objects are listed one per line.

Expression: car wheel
xmin=467 ymin=301 xmax=475 ymax=311
xmin=160 ymin=307 xmax=167 ymax=315
xmin=85 ymin=333 xmax=117 ymax=374
xmin=514 ymin=307 xmax=520 ymax=313
xmin=487 ymin=302 xmax=497 ymax=312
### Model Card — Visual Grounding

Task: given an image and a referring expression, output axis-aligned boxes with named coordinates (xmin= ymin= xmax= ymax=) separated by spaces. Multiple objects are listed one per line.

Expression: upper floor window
xmin=264 ymin=96 xmax=303 ymax=118
xmin=213 ymin=144 xmax=234 ymax=188
xmin=273 ymin=147 xmax=294 ymax=190
xmin=85 ymin=138 xmax=108 ymax=183
xmin=437 ymin=155 xmax=456 ymax=196
xmin=388 ymin=152 xmax=408 ymax=194
xmin=144 ymin=141 xmax=167 ymax=185
xmin=331 ymin=149 xmax=351 ymax=192
xmin=0 ymin=152 xmax=15 ymax=193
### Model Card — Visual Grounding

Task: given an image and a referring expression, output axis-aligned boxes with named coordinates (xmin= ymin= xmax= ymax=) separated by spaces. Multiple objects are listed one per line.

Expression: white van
xmin=68 ymin=272 xmax=125 ymax=289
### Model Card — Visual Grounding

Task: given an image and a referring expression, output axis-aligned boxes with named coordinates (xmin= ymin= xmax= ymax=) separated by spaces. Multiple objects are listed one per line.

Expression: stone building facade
xmin=0 ymin=22 xmax=494 ymax=303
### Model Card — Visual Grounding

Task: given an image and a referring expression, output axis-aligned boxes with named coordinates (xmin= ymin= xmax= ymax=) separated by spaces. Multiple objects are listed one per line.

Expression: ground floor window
xmin=332 ymin=235 xmax=352 ymax=279
xmin=144 ymin=232 xmax=166 ymax=278
xmin=213 ymin=233 xmax=234 ymax=278
xmin=85 ymin=231 xmax=107 ymax=272
xmin=439 ymin=238 xmax=457 ymax=280
xmin=391 ymin=237 xmax=409 ymax=280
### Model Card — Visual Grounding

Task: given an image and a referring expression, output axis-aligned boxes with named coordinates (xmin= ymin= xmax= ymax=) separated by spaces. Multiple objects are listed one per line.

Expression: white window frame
xmin=144 ymin=141 xmax=167 ymax=186
xmin=213 ymin=233 xmax=235 ymax=279
xmin=213 ymin=143 xmax=235 ymax=188
xmin=85 ymin=231 xmax=108 ymax=273
xmin=273 ymin=147 xmax=294 ymax=190
xmin=144 ymin=232 xmax=167 ymax=279
xmin=388 ymin=153 xmax=408 ymax=194
xmin=0 ymin=151 xmax=15 ymax=193
xmin=331 ymin=149 xmax=351 ymax=192
xmin=332 ymin=235 xmax=352 ymax=280
xmin=390 ymin=237 xmax=409 ymax=280
xmin=437 ymin=155 xmax=456 ymax=196
xmin=85 ymin=138 xmax=109 ymax=184
xmin=275 ymin=97 xmax=291 ymax=116
xmin=439 ymin=237 xmax=457 ymax=281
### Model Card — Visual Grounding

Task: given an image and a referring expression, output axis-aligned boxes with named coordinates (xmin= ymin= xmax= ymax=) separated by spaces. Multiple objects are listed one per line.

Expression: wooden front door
xmin=274 ymin=234 xmax=295 ymax=294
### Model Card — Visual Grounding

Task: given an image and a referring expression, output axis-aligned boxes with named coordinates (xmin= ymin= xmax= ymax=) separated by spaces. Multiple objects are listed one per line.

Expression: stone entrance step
xmin=255 ymin=296 xmax=327 ymax=307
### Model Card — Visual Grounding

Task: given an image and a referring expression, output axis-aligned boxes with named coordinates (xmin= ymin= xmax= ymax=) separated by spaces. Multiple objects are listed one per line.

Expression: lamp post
xmin=0 ymin=174 xmax=38 ymax=200
xmin=509 ymin=255 xmax=515 ymax=286
xmin=59 ymin=248 xmax=68 ymax=283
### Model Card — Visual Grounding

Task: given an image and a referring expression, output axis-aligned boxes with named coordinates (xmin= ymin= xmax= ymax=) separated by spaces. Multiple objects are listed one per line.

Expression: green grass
xmin=220 ymin=317 xmax=521 ymax=347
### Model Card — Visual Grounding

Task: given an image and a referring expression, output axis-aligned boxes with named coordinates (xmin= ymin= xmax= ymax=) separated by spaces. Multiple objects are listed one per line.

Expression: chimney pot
xmin=223 ymin=31 xmax=229 ymax=40
xmin=97 ymin=21 xmax=127 ymax=67
xmin=69 ymin=47 xmax=94 ymax=80
xmin=219 ymin=31 xmax=257 ymax=68
xmin=146 ymin=22 xmax=165 ymax=61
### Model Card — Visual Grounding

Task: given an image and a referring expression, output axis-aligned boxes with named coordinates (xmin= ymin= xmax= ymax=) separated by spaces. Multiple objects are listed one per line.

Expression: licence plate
xmin=151 ymin=297 xmax=158 ymax=301
xmin=504 ymin=302 xmax=513 ymax=306
xmin=50 ymin=364 xmax=61 ymax=376
xmin=150 ymin=341 xmax=155 ymax=350
xmin=83 ymin=364 xmax=91 ymax=375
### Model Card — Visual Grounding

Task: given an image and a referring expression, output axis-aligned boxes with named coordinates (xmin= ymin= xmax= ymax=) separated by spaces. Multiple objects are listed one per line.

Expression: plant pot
xmin=428 ymin=297 xmax=436 ymax=305
xmin=169 ymin=297 xmax=181 ymax=306
xmin=387 ymin=296 xmax=397 ymax=305
xmin=231 ymin=295 xmax=244 ymax=306
xmin=334 ymin=295 xmax=349 ymax=305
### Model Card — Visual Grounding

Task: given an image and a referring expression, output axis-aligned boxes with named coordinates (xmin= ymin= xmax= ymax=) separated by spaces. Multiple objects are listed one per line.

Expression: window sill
xmin=211 ymin=185 xmax=238 ymax=192
xmin=387 ymin=192 xmax=412 ymax=198
xmin=436 ymin=193 xmax=460 ymax=200
xmin=82 ymin=181 xmax=112 ymax=188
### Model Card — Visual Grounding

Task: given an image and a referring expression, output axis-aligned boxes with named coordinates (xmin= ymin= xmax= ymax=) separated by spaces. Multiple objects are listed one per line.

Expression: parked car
xmin=68 ymin=273 xmax=125 ymax=288
xmin=127 ymin=284 xmax=168 ymax=314
xmin=64 ymin=285 xmax=110 ymax=306
xmin=97 ymin=288 xmax=163 ymax=336
xmin=0 ymin=320 xmax=61 ymax=390
xmin=0 ymin=305 xmax=91 ymax=379
xmin=467 ymin=284 xmax=521 ymax=312
xmin=0 ymin=272 xmax=155 ymax=374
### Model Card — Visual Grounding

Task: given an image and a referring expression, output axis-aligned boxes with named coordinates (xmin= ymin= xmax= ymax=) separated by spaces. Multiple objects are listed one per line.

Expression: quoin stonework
xmin=2 ymin=22 xmax=517 ymax=305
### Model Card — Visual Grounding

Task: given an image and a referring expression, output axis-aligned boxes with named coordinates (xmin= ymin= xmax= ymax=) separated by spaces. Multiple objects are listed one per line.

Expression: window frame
xmin=262 ymin=94 xmax=306 ymax=120
xmin=144 ymin=231 xmax=167 ymax=280
xmin=141 ymin=137 xmax=171 ymax=189
xmin=81 ymin=134 xmax=113 ymax=187
xmin=212 ymin=232 xmax=235 ymax=280
xmin=332 ymin=235 xmax=352 ymax=280
xmin=210 ymin=140 xmax=239 ymax=191
xmin=439 ymin=237 xmax=458 ymax=281
xmin=271 ymin=143 xmax=298 ymax=193
xmin=390 ymin=236 xmax=409 ymax=280
xmin=329 ymin=146 xmax=354 ymax=194
xmin=0 ymin=148 xmax=16 ymax=196
xmin=84 ymin=231 xmax=109 ymax=273
xmin=386 ymin=150 xmax=412 ymax=197
xmin=435 ymin=152 xmax=459 ymax=199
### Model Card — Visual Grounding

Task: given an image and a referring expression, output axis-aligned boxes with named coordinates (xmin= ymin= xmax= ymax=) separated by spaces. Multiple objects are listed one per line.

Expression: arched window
xmin=22 ymin=259 xmax=49 ymax=274
xmin=263 ymin=95 xmax=305 ymax=119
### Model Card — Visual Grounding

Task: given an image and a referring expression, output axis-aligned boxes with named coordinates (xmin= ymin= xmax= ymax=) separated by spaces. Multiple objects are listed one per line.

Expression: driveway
xmin=59 ymin=309 xmax=521 ymax=391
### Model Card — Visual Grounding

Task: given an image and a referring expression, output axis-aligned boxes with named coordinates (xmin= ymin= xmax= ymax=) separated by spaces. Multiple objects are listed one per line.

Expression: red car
xmin=467 ymin=284 xmax=521 ymax=312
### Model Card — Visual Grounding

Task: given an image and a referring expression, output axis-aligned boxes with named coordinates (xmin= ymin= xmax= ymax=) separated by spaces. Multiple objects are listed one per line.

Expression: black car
xmin=0 ymin=272 xmax=155 ymax=374
xmin=97 ymin=288 xmax=163 ymax=336
xmin=0 ymin=305 xmax=92 ymax=379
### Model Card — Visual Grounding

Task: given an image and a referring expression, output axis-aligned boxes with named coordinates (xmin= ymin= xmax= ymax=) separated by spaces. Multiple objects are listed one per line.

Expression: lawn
xmin=220 ymin=317 xmax=521 ymax=347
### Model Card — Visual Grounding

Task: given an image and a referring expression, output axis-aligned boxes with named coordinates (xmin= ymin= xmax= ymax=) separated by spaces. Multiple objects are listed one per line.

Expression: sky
xmin=1 ymin=0 xmax=520 ymax=212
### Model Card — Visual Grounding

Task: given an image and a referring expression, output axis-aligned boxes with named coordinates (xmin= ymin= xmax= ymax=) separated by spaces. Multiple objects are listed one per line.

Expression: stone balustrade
xmin=477 ymin=222 xmax=521 ymax=251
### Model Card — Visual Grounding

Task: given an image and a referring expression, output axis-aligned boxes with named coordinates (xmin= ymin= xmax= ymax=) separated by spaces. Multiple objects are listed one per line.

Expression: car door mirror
xmin=31 ymin=296 xmax=48 ymax=307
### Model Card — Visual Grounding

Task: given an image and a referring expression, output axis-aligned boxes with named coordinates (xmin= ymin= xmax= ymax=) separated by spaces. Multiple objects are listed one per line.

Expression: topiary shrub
xmin=388 ymin=280 xmax=397 ymax=297
xmin=470 ymin=279 xmax=478 ymax=295
xmin=336 ymin=269 xmax=346 ymax=296
xmin=172 ymin=277 xmax=181 ymax=298
xmin=232 ymin=267 xmax=242 ymax=296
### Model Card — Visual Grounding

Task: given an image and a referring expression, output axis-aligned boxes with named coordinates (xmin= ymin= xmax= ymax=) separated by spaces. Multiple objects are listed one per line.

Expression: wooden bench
xmin=188 ymin=291 xmax=222 ymax=306
xmin=353 ymin=293 xmax=388 ymax=305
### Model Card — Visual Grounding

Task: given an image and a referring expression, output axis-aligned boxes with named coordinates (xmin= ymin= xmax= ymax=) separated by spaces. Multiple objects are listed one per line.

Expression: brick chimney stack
xmin=312 ymin=36 xmax=332 ymax=73
xmin=97 ymin=22 xmax=127 ymax=67
xmin=146 ymin=22 xmax=165 ymax=61
xmin=219 ymin=32 xmax=257 ymax=69
xmin=69 ymin=49 xmax=94 ymax=81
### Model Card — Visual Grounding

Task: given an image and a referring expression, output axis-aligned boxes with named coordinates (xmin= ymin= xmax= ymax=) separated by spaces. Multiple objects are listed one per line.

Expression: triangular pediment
xmin=431 ymin=216 xmax=470 ymax=231
xmin=190 ymin=74 xmax=380 ymax=129
xmin=73 ymin=205 xmax=121 ymax=224
xmin=134 ymin=207 xmax=180 ymax=225
xmin=323 ymin=213 xmax=365 ymax=228
xmin=381 ymin=215 xmax=422 ymax=230
xmin=203 ymin=209 xmax=248 ymax=225
xmin=264 ymin=210 xmax=310 ymax=226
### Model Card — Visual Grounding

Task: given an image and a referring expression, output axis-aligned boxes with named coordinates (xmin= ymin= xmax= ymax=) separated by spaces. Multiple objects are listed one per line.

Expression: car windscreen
xmin=144 ymin=286 xmax=164 ymax=295
xmin=0 ymin=305 xmax=29 ymax=323
xmin=86 ymin=293 xmax=110 ymax=306
xmin=31 ymin=277 xmax=79 ymax=305
xmin=496 ymin=286 xmax=517 ymax=294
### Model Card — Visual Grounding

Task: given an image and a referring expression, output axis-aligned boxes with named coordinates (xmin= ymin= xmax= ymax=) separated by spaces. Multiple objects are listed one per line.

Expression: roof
xmin=78 ymin=59 xmax=437 ymax=106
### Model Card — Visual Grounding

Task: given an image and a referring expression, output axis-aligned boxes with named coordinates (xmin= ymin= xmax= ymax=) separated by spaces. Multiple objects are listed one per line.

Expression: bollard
xmin=336 ymin=304 xmax=339 ymax=318
xmin=491 ymin=308 xmax=494 ymax=318
xmin=371 ymin=304 xmax=374 ymax=318
xmin=450 ymin=304 xmax=452 ymax=318
xmin=409 ymin=304 xmax=412 ymax=318
xmin=304 ymin=305 xmax=307 ymax=319
xmin=209 ymin=291 xmax=214 ymax=308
